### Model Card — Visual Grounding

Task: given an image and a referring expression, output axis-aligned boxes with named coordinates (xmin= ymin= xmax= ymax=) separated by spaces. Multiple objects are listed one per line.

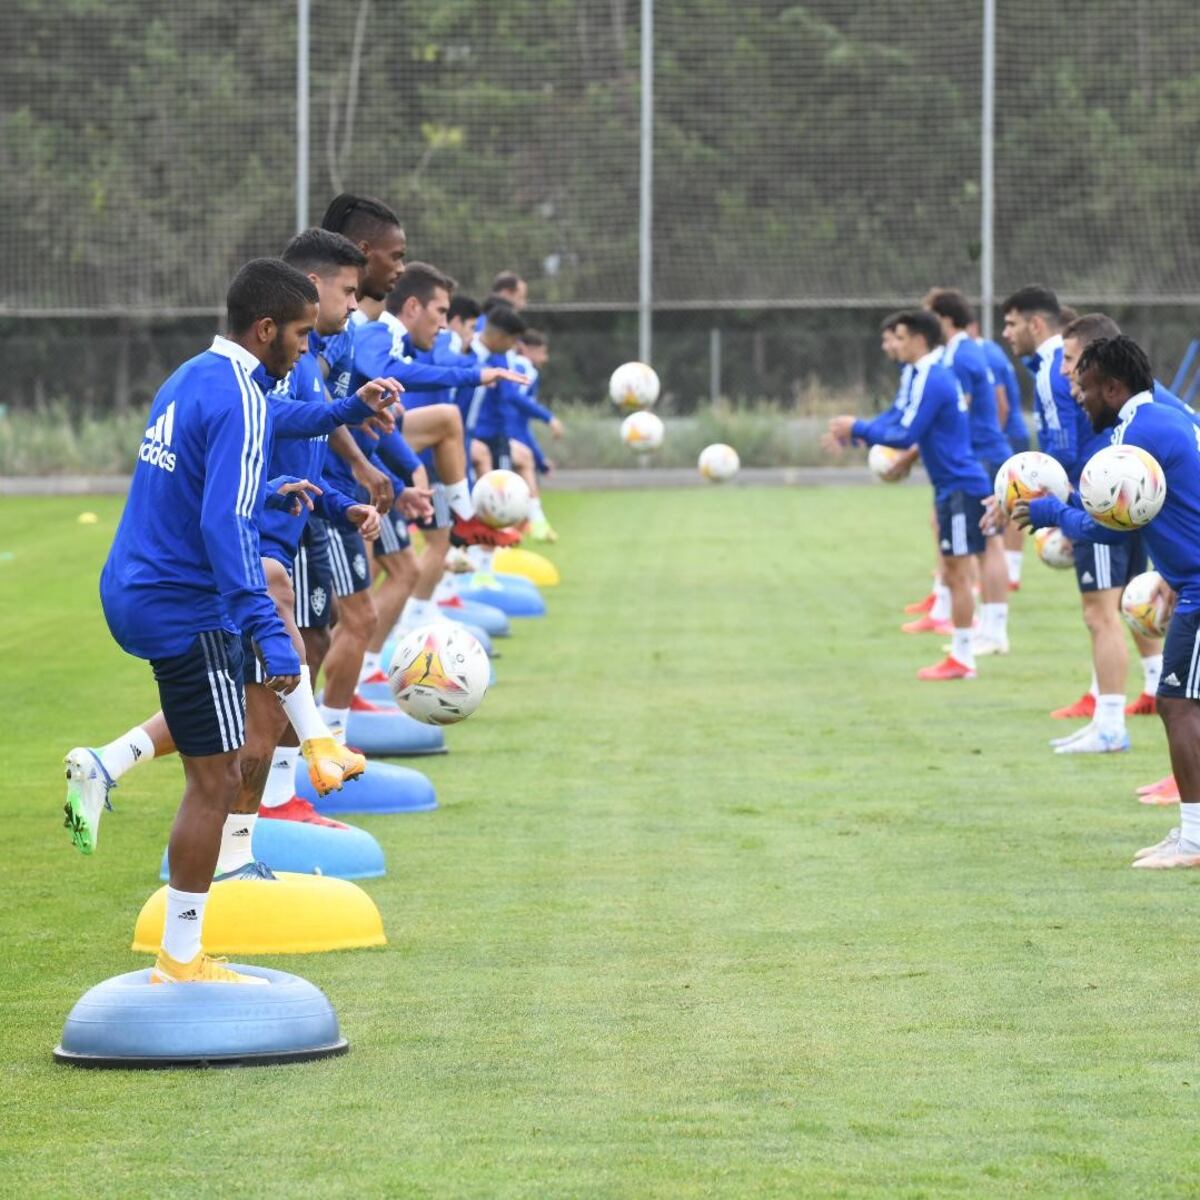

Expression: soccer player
xmin=924 ymin=289 xmax=1012 ymax=654
xmin=489 ymin=270 xmax=528 ymax=312
xmin=1000 ymin=286 xmax=1098 ymax=721
xmin=1015 ymin=336 xmax=1200 ymax=866
xmin=85 ymin=259 xmax=315 ymax=983
xmin=510 ymin=328 xmax=564 ymax=542
xmin=825 ymin=309 xmax=998 ymax=680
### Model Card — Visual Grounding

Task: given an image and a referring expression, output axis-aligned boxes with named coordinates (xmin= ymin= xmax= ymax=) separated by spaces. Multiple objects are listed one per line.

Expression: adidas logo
xmin=130 ymin=743 xmax=143 ymax=761
xmin=139 ymin=400 xmax=177 ymax=472
xmin=272 ymin=760 xmax=292 ymax=771
xmin=177 ymin=908 xmax=198 ymax=920
xmin=1080 ymin=571 xmax=1094 ymax=584
xmin=940 ymin=540 xmax=951 ymax=551
xmin=231 ymin=827 xmax=251 ymax=838
xmin=1165 ymin=672 xmax=1182 ymax=686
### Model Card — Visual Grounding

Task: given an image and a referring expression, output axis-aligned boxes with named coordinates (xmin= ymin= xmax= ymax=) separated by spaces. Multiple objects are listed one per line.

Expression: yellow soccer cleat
xmin=528 ymin=517 xmax=558 ymax=543
xmin=150 ymin=949 xmax=267 ymax=985
xmin=300 ymin=736 xmax=366 ymax=795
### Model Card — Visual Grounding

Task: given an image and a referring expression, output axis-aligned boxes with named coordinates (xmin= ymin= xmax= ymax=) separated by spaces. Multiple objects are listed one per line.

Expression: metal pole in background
xmin=709 ymin=327 xmax=721 ymax=408
xmin=638 ymin=0 xmax=654 ymax=363
xmin=980 ymin=0 xmax=995 ymax=339
xmin=296 ymin=0 xmax=311 ymax=233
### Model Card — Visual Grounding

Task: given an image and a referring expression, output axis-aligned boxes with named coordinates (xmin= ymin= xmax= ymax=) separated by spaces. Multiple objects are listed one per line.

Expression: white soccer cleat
xmin=1050 ymin=722 xmax=1095 ymax=749
xmin=1134 ymin=827 xmax=1179 ymax=861
xmin=63 ymin=748 xmax=116 ymax=855
xmin=1131 ymin=830 xmax=1200 ymax=869
xmin=972 ymin=634 xmax=1009 ymax=657
xmin=1053 ymin=725 xmax=1130 ymax=755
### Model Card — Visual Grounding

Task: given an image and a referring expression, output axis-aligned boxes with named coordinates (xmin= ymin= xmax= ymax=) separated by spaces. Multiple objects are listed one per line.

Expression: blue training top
xmin=1027 ymin=334 xmax=1093 ymax=482
xmin=942 ymin=332 xmax=1011 ymax=467
xmin=980 ymin=338 xmax=1027 ymax=444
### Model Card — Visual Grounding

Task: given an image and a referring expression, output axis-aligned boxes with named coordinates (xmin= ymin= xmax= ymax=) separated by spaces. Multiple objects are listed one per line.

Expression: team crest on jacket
xmin=311 ymin=586 xmax=327 ymax=616
xmin=353 ymin=553 xmax=368 ymax=579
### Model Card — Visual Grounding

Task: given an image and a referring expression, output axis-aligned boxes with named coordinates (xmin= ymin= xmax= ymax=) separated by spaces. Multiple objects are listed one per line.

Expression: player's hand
xmin=480 ymin=367 xmax=528 ymax=387
xmin=396 ymin=486 xmax=435 ymax=521
xmin=882 ymin=448 xmax=918 ymax=483
xmin=347 ymin=504 xmax=382 ymax=541
xmin=1151 ymin=574 xmax=1178 ymax=611
xmin=353 ymin=461 xmax=394 ymax=513
xmin=277 ymin=478 xmax=323 ymax=515
xmin=826 ymin=415 xmax=856 ymax=445
xmin=357 ymin=376 xmax=404 ymax=413
xmin=980 ymin=494 xmax=1007 ymax=532
xmin=549 ymin=417 xmax=564 ymax=439
xmin=1010 ymin=500 xmax=1033 ymax=530
xmin=542 ymin=458 xmax=555 ymax=475
xmin=360 ymin=409 xmax=397 ymax=439
xmin=263 ymin=673 xmax=301 ymax=695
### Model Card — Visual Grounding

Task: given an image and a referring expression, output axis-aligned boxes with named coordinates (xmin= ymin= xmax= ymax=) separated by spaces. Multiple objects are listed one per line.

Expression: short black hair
xmin=321 ymin=193 xmax=402 ymax=243
xmin=491 ymin=270 xmax=524 ymax=294
xmin=520 ymin=328 xmax=547 ymax=348
xmin=386 ymin=261 xmax=455 ymax=314
xmin=226 ymin=258 xmax=318 ymax=336
xmin=895 ymin=309 xmax=943 ymax=349
xmin=924 ymin=288 xmax=974 ymax=329
xmin=282 ymin=228 xmax=367 ymax=276
xmin=1076 ymin=335 xmax=1154 ymax=397
xmin=485 ymin=301 xmax=526 ymax=338
xmin=880 ymin=311 xmax=907 ymax=333
xmin=1001 ymin=284 xmax=1061 ymax=322
xmin=448 ymin=293 xmax=482 ymax=324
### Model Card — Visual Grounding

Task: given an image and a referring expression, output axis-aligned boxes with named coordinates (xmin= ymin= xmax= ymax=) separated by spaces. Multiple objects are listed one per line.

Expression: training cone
xmin=456 ymin=578 xmax=546 ymax=618
xmin=345 ymin=705 xmax=446 ymax=757
xmin=494 ymin=547 xmax=560 ymax=587
xmin=438 ymin=597 xmax=510 ymax=637
xmin=160 ymin=819 xmax=385 ymax=882
xmin=54 ymin=966 xmax=347 ymax=1068
xmin=132 ymin=873 xmax=386 ymax=955
xmin=296 ymin=758 xmax=437 ymax=815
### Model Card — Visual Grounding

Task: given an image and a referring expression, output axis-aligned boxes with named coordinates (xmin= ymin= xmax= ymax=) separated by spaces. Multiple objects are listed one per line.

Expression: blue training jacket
xmin=942 ymin=332 xmax=1011 ymax=467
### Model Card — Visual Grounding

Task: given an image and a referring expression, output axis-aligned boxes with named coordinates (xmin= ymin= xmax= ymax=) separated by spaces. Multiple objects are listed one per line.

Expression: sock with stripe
xmin=360 ymin=651 xmax=382 ymax=680
xmin=162 ymin=887 xmax=207 ymax=962
xmin=278 ymin=665 xmax=329 ymax=742
xmin=402 ymin=597 xmax=438 ymax=627
xmin=529 ymin=496 xmax=546 ymax=523
xmin=261 ymin=746 xmax=299 ymax=809
xmin=930 ymin=582 xmax=951 ymax=623
xmin=951 ymin=628 xmax=976 ymax=669
xmin=98 ymin=724 xmax=156 ymax=782
xmin=318 ymin=705 xmax=350 ymax=742
xmin=1094 ymin=694 xmax=1127 ymax=737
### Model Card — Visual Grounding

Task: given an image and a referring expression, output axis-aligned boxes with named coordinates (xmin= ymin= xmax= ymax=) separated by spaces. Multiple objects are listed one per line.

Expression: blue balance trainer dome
xmin=296 ymin=759 xmax=438 ymax=816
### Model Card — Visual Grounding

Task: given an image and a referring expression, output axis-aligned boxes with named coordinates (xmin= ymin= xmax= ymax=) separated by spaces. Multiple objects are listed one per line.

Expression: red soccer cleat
xmin=1050 ymin=694 xmax=1095 ymax=720
xmin=904 ymin=593 xmax=936 ymax=615
xmin=916 ymin=655 xmax=977 ymax=681
xmin=351 ymin=692 xmax=394 ymax=713
xmin=438 ymin=594 xmax=466 ymax=610
xmin=1125 ymin=692 xmax=1158 ymax=716
xmin=1139 ymin=777 xmax=1180 ymax=806
xmin=358 ymin=668 xmax=389 ymax=687
xmin=1137 ymin=774 xmax=1176 ymax=796
xmin=450 ymin=516 xmax=520 ymax=548
xmin=258 ymin=796 xmax=350 ymax=829
xmin=1008 ymin=580 xmax=1021 ymax=592
xmin=901 ymin=615 xmax=954 ymax=635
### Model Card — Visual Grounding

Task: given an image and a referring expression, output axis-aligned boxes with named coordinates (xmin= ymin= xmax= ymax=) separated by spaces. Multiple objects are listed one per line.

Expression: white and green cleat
xmin=63 ymin=748 xmax=115 ymax=855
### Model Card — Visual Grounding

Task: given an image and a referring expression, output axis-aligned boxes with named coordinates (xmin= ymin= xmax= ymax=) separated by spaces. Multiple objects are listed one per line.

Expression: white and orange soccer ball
xmin=609 ymin=361 xmax=661 ymax=411
xmin=1120 ymin=570 xmax=1175 ymax=637
xmin=698 ymin=443 xmax=740 ymax=482
xmin=1034 ymin=526 xmax=1074 ymax=569
xmin=471 ymin=468 xmax=530 ymax=529
xmin=620 ymin=410 xmax=664 ymax=452
xmin=868 ymin=444 xmax=907 ymax=482
xmin=1079 ymin=444 xmax=1167 ymax=530
xmin=388 ymin=624 xmax=490 ymax=725
xmin=993 ymin=451 xmax=1071 ymax=515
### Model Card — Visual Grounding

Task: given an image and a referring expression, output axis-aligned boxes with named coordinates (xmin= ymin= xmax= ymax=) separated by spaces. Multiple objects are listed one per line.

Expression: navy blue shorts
xmin=936 ymin=490 xmax=989 ymax=558
xmin=375 ymin=509 xmax=412 ymax=556
xmin=151 ymin=630 xmax=245 ymax=757
xmin=1158 ymin=607 xmax=1200 ymax=699
xmin=1074 ymin=534 xmax=1147 ymax=593
xmin=326 ymin=522 xmax=371 ymax=596
xmin=415 ymin=458 xmax=453 ymax=532
xmin=479 ymin=433 xmax=512 ymax=471
xmin=293 ymin=520 xmax=334 ymax=629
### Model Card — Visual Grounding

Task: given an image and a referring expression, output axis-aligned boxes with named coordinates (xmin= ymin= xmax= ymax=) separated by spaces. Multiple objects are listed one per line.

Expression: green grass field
xmin=2 ymin=487 xmax=1196 ymax=1198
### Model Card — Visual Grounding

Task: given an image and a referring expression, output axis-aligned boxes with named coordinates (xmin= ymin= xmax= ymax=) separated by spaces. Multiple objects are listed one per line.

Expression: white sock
xmin=98 ymin=724 xmax=156 ymax=781
xmin=1180 ymin=803 xmax=1200 ymax=852
xmin=278 ymin=665 xmax=329 ymax=742
xmin=444 ymin=478 xmax=473 ymax=520
xmin=1005 ymin=550 xmax=1023 ymax=585
xmin=360 ymin=651 xmax=381 ymax=680
xmin=162 ymin=886 xmax=207 ymax=962
xmin=403 ymin=596 xmax=437 ymax=626
xmin=318 ymin=705 xmax=350 ymax=741
xmin=472 ymin=547 xmax=496 ymax=574
xmin=983 ymin=602 xmax=1008 ymax=642
xmin=261 ymin=746 xmax=299 ymax=809
xmin=951 ymin=627 xmax=975 ymax=669
xmin=1095 ymin=694 xmax=1126 ymax=737
xmin=215 ymin=813 xmax=256 ymax=876
xmin=1141 ymin=654 xmax=1163 ymax=696
xmin=529 ymin=496 xmax=545 ymax=522
xmin=1088 ymin=669 xmax=1099 ymax=699
xmin=930 ymin=583 xmax=951 ymax=622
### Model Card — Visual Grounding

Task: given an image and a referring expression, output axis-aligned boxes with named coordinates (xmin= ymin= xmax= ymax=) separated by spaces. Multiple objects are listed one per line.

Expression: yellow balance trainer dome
xmin=132 ymin=873 xmax=386 ymax=955
xmin=493 ymin=546 xmax=560 ymax=587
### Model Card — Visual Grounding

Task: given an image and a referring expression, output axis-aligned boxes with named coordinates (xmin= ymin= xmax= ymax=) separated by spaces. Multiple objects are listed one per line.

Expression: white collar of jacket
xmin=1035 ymin=333 xmax=1063 ymax=361
xmin=1118 ymin=390 xmax=1155 ymax=422
xmin=209 ymin=335 xmax=263 ymax=376
xmin=914 ymin=347 xmax=943 ymax=374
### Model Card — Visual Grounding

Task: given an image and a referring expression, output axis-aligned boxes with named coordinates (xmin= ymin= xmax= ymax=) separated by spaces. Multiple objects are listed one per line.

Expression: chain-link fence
xmin=2 ymin=1 xmax=1199 ymax=402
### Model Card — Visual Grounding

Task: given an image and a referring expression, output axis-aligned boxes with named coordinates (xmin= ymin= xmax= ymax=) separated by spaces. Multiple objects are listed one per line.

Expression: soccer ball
xmin=471 ymin=469 xmax=530 ymax=529
xmin=1120 ymin=570 xmax=1174 ymax=637
xmin=698 ymin=443 xmax=740 ymax=482
xmin=868 ymin=444 xmax=906 ymax=482
xmin=388 ymin=624 xmax=490 ymax=725
xmin=1079 ymin=444 xmax=1167 ymax=530
xmin=620 ymin=410 xmax=664 ymax=452
xmin=1033 ymin=526 xmax=1074 ymax=569
xmin=993 ymin=451 xmax=1070 ymax=515
xmin=609 ymin=361 xmax=660 ymax=411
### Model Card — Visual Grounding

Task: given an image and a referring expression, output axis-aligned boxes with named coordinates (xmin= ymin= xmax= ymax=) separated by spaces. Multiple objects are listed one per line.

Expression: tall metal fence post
xmin=296 ymin=0 xmax=311 ymax=234
xmin=709 ymin=327 xmax=722 ymax=408
xmin=638 ymin=0 xmax=654 ymax=364
xmin=980 ymin=0 xmax=995 ymax=338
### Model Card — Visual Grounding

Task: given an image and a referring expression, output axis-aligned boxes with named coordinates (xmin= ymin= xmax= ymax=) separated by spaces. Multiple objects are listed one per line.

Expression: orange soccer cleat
xmin=1125 ymin=692 xmax=1158 ymax=716
xmin=904 ymin=592 xmax=936 ymax=615
xmin=901 ymin=615 xmax=954 ymax=636
xmin=1138 ymin=776 xmax=1180 ymax=806
xmin=1050 ymin=694 xmax=1095 ymax=720
xmin=916 ymin=655 xmax=977 ymax=681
